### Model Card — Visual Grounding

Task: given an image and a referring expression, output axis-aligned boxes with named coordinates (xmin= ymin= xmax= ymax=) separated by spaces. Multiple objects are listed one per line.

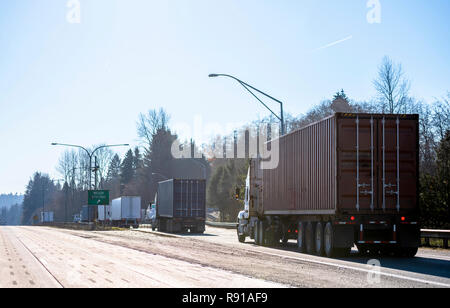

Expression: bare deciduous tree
xmin=137 ymin=108 xmax=170 ymax=152
xmin=432 ymin=93 xmax=450 ymax=141
xmin=373 ymin=56 xmax=411 ymax=114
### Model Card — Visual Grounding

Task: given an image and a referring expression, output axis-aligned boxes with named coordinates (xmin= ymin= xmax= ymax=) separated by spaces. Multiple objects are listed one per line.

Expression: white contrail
xmin=315 ymin=35 xmax=353 ymax=51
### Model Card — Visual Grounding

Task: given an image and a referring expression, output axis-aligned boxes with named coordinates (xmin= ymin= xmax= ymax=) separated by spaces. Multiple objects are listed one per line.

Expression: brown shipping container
xmin=262 ymin=113 xmax=419 ymax=216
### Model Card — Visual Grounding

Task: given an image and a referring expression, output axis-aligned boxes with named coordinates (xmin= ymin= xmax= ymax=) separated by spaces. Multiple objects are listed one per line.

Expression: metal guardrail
xmin=205 ymin=221 xmax=237 ymax=229
xmin=421 ymin=229 xmax=449 ymax=249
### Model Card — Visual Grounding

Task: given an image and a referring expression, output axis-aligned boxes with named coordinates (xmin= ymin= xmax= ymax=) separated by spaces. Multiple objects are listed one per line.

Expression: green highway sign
xmin=88 ymin=190 xmax=110 ymax=205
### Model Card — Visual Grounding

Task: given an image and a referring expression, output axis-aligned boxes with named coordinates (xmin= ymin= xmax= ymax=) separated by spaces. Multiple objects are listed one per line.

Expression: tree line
xmin=16 ymin=56 xmax=449 ymax=227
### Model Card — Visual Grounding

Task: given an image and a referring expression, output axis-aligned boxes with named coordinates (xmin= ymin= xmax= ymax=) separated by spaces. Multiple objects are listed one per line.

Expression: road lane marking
xmin=13 ymin=234 xmax=64 ymax=288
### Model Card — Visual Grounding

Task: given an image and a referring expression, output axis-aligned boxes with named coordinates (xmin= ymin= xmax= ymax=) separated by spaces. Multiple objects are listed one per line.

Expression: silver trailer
xmin=98 ymin=205 xmax=112 ymax=222
xmin=111 ymin=197 xmax=141 ymax=228
xmin=40 ymin=211 xmax=54 ymax=223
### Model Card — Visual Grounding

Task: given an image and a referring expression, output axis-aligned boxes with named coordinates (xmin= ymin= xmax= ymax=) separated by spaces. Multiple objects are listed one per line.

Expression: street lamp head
xmin=208 ymin=74 xmax=219 ymax=78
xmin=51 ymin=143 xmax=57 ymax=146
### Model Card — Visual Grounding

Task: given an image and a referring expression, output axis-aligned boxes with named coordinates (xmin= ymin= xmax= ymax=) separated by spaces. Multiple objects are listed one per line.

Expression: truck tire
xmin=258 ymin=220 xmax=265 ymax=246
xmin=237 ymin=228 xmax=246 ymax=243
xmin=254 ymin=221 xmax=260 ymax=245
xmin=297 ymin=222 xmax=306 ymax=253
xmin=315 ymin=222 xmax=324 ymax=256
xmin=324 ymin=222 xmax=335 ymax=258
xmin=305 ymin=222 xmax=315 ymax=255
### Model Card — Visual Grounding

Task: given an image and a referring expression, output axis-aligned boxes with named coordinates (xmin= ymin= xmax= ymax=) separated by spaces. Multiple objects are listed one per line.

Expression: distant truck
xmin=111 ymin=196 xmax=141 ymax=228
xmin=98 ymin=205 xmax=112 ymax=223
xmin=40 ymin=211 xmax=54 ymax=223
xmin=81 ymin=205 xmax=97 ymax=222
xmin=153 ymin=179 xmax=206 ymax=234
xmin=237 ymin=113 xmax=420 ymax=258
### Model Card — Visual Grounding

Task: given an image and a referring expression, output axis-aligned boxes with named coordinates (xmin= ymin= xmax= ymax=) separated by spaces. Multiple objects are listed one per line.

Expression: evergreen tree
xmin=333 ymin=89 xmax=349 ymax=101
xmin=133 ymin=147 xmax=143 ymax=172
xmin=120 ymin=150 xmax=134 ymax=186
xmin=21 ymin=173 xmax=56 ymax=225
xmin=107 ymin=154 xmax=121 ymax=181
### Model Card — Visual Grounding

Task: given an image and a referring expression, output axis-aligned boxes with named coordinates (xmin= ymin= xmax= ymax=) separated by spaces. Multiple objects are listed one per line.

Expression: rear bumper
xmin=335 ymin=215 xmax=420 ymax=247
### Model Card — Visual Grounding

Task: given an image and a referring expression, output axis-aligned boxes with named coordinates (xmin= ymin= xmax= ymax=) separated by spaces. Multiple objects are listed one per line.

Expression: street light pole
xmin=51 ymin=143 xmax=130 ymax=190
xmin=209 ymin=74 xmax=285 ymax=135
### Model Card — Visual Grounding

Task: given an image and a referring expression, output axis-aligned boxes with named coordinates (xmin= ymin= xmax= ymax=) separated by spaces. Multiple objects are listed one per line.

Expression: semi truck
xmin=237 ymin=113 xmax=420 ymax=258
xmin=153 ymin=179 xmax=206 ymax=234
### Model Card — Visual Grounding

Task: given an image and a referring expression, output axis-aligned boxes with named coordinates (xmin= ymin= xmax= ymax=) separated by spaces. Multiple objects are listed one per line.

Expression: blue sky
xmin=0 ymin=0 xmax=449 ymax=194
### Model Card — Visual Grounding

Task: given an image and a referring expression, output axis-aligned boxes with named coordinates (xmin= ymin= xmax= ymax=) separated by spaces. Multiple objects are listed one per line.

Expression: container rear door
xmin=191 ymin=180 xmax=206 ymax=218
xmin=338 ymin=116 xmax=377 ymax=211
xmin=337 ymin=114 xmax=418 ymax=213
xmin=377 ymin=117 xmax=418 ymax=212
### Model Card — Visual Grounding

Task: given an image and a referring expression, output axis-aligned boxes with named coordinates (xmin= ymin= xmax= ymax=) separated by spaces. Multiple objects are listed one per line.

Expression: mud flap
xmin=398 ymin=224 xmax=420 ymax=248
xmin=333 ymin=225 xmax=354 ymax=248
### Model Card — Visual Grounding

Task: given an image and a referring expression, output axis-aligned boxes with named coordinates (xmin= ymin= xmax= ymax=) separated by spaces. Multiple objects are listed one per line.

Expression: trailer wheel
xmin=315 ymin=222 xmax=324 ymax=256
xmin=324 ymin=222 xmax=335 ymax=258
xmin=237 ymin=228 xmax=246 ymax=243
xmin=254 ymin=221 xmax=260 ymax=245
xmin=305 ymin=222 xmax=315 ymax=255
xmin=258 ymin=220 xmax=265 ymax=246
xmin=297 ymin=222 xmax=306 ymax=253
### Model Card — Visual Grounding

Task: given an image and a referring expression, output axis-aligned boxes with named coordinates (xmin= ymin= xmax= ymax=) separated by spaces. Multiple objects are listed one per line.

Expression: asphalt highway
xmin=1 ymin=225 xmax=449 ymax=288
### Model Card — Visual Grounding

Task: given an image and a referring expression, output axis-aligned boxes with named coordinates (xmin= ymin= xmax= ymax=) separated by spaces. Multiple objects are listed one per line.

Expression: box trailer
xmin=40 ymin=211 xmax=54 ymax=223
xmin=237 ymin=113 xmax=420 ymax=257
xmin=153 ymin=179 xmax=206 ymax=233
xmin=98 ymin=205 xmax=112 ymax=222
xmin=111 ymin=197 xmax=141 ymax=228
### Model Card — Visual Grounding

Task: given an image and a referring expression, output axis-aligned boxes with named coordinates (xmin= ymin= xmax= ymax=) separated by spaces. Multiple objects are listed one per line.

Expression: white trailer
xmin=98 ymin=205 xmax=112 ymax=222
xmin=40 ymin=211 xmax=54 ymax=223
xmin=111 ymin=197 xmax=141 ymax=228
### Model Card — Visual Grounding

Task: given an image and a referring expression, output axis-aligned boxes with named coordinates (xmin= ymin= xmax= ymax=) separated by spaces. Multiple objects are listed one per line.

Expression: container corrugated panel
xmin=262 ymin=116 xmax=336 ymax=215
xmin=261 ymin=113 xmax=419 ymax=216
xmin=158 ymin=179 xmax=206 ymax=219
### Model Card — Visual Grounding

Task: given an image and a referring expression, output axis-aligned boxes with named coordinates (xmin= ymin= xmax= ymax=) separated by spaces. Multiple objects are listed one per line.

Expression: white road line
xmin=14 ymin=231 xmax=64 ymax=288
